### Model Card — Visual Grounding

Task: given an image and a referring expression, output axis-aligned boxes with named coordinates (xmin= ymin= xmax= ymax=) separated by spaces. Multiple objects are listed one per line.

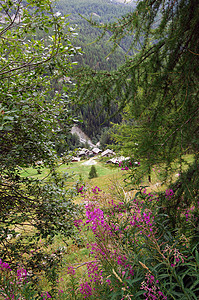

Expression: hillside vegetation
xmin=0 ymin=0 xmax=198 ymax=299
xmin=48 ymin=0 xmax=136 ymax=143
xmin=54 ymin=0 xmax=134 ymax=71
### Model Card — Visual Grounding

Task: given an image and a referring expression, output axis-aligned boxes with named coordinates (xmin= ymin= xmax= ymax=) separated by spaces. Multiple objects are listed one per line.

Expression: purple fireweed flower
xmin=79 ymin=281 xmax=93 ymax=298
xmin=95 ymin=186 xmax=101 ymax=191
xmin=17 ymin=268 xmax=27 ymax=281
xmin=77 ymin=185 xmax=84 ymax=194
xmin=171 ymin=264 xmax=175 ymax=267
xmin=0 ymin=259 xmax=12 ymax=271
xmin=67 ymin=266 xmax=75 ymax=275
xmin=41 ymin=291 xmax=51 ymax=299
xmin=91 ymin=186 xmax=102 ymax=194
xmin=74 ymin=219 xmax=83 ymax=231
xmin=143 ymin=188 xmax=147 ymax=194
xmin=141 ymin=273 xmax=167 ymax=299
xmin=87 ymin=261 xmax=103 ymax=284
xmin=163 ymin=245 xmax=184 ymax=267
xmin=165 ymin=189 xmax=174 ymax=199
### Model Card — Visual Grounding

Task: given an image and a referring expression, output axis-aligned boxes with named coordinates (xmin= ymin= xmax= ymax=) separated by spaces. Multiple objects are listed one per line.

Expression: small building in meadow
xmin=101 ymin=149 xmax=116 ymax=157
xmin=106 ymin=156 xmax=130 ymax=164
xmin=71 ymin=157 xmax=81 ymax=162
xmin=92 ymin=148 xmax=102 ymax=155
xmin=78 ymin=148 xmax=90 ymax=157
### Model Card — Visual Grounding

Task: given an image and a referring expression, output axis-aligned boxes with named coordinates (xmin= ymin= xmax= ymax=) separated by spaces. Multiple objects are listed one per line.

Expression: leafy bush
xmin=0 ymin=0 xmax=81 ymax=295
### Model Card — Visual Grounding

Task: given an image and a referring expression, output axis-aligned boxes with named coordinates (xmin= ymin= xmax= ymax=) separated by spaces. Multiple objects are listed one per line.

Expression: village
xmin=71 ymin=147 xmax=130 ymax=165
xmin=70 ymin=125 xmax=130 ymax=165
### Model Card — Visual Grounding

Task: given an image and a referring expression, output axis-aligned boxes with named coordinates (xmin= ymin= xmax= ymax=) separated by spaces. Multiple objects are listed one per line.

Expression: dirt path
xmin=82 ymin=157 xmax=97 ymax=166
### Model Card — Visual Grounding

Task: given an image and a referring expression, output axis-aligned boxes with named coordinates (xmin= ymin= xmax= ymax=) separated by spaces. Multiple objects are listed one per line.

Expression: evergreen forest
xmin=53 ymin=0 xmax=136 ymax=142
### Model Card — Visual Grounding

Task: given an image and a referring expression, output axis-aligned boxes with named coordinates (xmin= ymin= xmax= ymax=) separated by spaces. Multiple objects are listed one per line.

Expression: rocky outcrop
xmin=71 ymin=126 xmax=96 ymax=148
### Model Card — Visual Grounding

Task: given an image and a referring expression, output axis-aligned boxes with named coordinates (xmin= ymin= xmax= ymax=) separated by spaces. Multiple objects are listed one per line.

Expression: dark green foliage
xmin=75 ymin=101 xmax=121 ymax=140
xmin=0 ymin=0 xmax=81 ymax=289
xmin=54 ymin=0 xmax=134 ymax=71
xmin=88 ymin=165 xmax=98 ymax=179
xmin=99 ymin=126 xmax=117 ymax=150
xmin=73 ymin=0 xmax=199 ymax=219
xmin=55 ymin=132 xmax=82 ymax=154
xmin=53 ymin=0 xmax=133 ymax=140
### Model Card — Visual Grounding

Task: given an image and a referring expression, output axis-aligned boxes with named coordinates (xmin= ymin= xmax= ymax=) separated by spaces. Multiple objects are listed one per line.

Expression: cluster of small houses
xmin=71 ymin=148 xmax=130 ymax=165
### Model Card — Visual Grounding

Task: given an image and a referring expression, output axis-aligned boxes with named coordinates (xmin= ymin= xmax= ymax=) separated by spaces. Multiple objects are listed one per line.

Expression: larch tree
xmin=72 ymin=0 xmax=198 ymax=227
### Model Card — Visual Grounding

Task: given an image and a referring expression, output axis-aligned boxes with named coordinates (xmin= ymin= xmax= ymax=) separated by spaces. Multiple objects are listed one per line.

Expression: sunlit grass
xmin=20 ymin=158 xmax=119 ymax=182
xmin=20 ymin=154 xmax=194 ymax=200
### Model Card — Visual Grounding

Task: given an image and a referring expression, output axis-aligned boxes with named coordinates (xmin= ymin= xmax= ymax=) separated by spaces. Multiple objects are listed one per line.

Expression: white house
xmin=101 ymin=149 xmax=116 ymax=157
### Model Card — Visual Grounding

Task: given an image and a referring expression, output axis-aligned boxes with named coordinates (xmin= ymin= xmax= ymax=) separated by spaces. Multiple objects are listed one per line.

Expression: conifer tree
xmin=72 ymin=0 xmax=199 ymax=215
xmin=89 ymin=165 xmax=98 ymax=179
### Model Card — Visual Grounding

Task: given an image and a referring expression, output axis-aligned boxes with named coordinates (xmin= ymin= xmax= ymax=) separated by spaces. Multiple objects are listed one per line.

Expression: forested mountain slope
xmin=54 ymin=0 xmax=135 ymax=71
xmin=53 ymin=0 xmax=135 ymax=143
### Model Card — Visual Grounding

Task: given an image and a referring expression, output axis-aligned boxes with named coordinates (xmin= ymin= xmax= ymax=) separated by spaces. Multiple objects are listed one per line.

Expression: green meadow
xmin=20 ymin=158 xmax=120 ymax=187
xmin=20 ymin=154 xmax=194 ymax=194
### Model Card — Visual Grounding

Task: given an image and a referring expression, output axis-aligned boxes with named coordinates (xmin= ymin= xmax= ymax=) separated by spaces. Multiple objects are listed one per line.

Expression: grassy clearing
xmin=20 ymin=154 xmax=194 ymax=198
xmin=20 ymin=158 xmax=120 ymax=183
